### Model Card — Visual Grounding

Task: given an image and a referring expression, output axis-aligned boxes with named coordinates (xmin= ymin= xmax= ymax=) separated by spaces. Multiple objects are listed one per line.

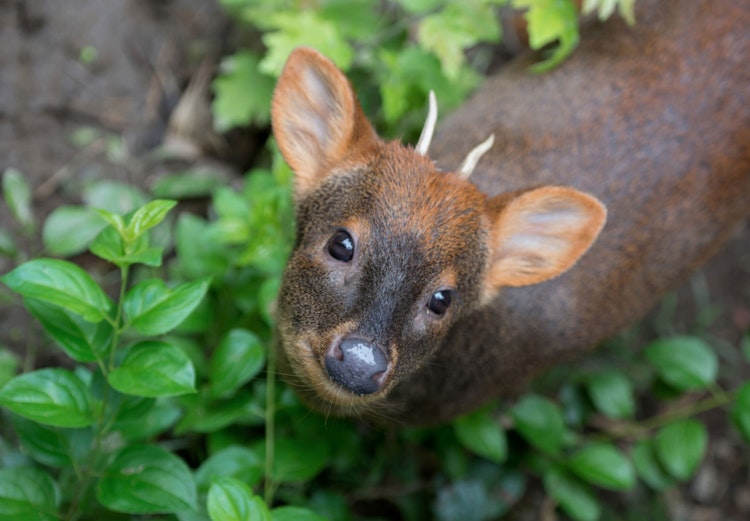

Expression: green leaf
xmin=111 ymin=397 xmax=181 ymax=442
xmin=90 ymin=225 xmax=163 ymax=268
xmin=0 ymin=466 xmax=59 ymax=521
xmin=124 ymin=199 xmax=177 ymax=243
xmin=631 ymin=439 xmax=675 ymax=491
xmin=514 ymin=0 xmax=580 ymax=72
xmin=151 ymin=168 xmax=228 ymax=199
xmin=83 ymin=180 xmax=147 ymax=215
xmin=108 ymin=340 xmax=196 ymax=397
xmin=42 ymin=205 xmax=106 ymax=256
xmin=0 ymin=368 xmax=94 ymax=427
xmin=207 ymin=477 xmax=270 ymax=521
xmin=25 ymin=297 xmax=112 ymax=362
xmin=0 ymin=227 xmax=17 ymax=257
xmin=0 ymin=350 xmax=19 ymax=389
xmin=123 ymin=278 xmax=210 ymax=336
xmin=1 ymin=259 xmax=112 ymax=322
xmin=2 ymin=168 xmax=35 ymax=232
xmin=175 ymin=213 xmax=230 ymax=278
xmin=98 ymin=444 xmax=197 ymax=514
xmin=12 ymin=416 xmax=91 ymax=468
xmin=511 ymin=394 xmax=567 ymax=455
xmin=732 ymin=381 xmax=750 ymax=445
xmin=260 ymin=11 xmax=353 ymax=77
xmin=567 ymin=443 xmax=635 ymax=490
xmin=543 ymin=466 xmax=600 ymax=521
xmin=175 ymin=391 xmax=259 ymax=434
xmin=417 ymin=2 xmax=500 ymax=79
xmin=272 ymin=506 xmax=328 ymax=521
xmin=454 ymin=408 xmax=507 ymax=463
xmin=209 ymin=329 xmax=265 ymax=399
xmin=585 ymin=370 xmax=636 ymax=419
xmin=645 ymin=336 xmax=718 ymax=391
xmin=212 ymin=51 xmax=276 ymax=132
xmin=654 ymin=419 xmax=708 ymax=481
xmin=255 ymin=437 xmax=329 ymax=483
xmin=195 ymin=446 xmax=264 ymax=493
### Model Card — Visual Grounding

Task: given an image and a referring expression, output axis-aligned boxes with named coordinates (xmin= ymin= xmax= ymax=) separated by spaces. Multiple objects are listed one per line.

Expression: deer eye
xmin=327 ymin=230 xmax=354 ymax=262
xmin=427 ymin=290 xmax=453 ymax=316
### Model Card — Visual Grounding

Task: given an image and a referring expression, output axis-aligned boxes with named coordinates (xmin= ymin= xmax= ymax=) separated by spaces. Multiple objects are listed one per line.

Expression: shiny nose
xmin=324 ymin=337 xmax=389 ymax=395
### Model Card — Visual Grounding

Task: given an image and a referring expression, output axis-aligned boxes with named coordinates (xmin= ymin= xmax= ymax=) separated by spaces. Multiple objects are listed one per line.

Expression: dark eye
xmin=427 ymin=290 xmax=453 ymax=316
xmin=327 ymin=230 xmax=354 ymax=262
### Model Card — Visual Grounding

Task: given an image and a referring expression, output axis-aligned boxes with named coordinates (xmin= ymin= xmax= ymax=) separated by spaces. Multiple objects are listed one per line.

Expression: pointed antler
xmin=459 ymin=134 xmax=495 ymax=179
xmin=415 ymin=90 xmax=437 ymax=156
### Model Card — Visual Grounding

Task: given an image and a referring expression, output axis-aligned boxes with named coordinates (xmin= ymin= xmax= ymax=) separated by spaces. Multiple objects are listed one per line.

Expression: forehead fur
xmin=367 ymin=142 xmax=487 ymax=259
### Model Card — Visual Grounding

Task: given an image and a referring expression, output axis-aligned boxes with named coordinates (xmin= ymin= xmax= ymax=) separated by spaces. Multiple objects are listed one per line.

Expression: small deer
xmin=271 ymin=0 xmax=750 ymax=425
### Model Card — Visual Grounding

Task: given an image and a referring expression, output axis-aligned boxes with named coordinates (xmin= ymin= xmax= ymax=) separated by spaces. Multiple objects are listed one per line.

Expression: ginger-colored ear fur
xmin=485 ymin=186 xmax=607 ymax=291
xmin=271 ymin=47 xmax=378 ymax=197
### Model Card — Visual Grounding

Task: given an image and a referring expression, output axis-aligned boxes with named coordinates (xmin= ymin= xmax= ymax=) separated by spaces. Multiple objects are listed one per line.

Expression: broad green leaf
xmin=417 ymin=2 xmax=500 ymax=79
xmin=108 ymin=341 xmax=196 ymax=397
xmin=397 ymin=0 xmax=443 ymax=13
xmin=645 ymin=336 xmax=718 ymax=391
xmin=25 ymin=297 xmax=112 ymax=362
xmin=0 ymin=368 xmax=94 ymax=427
xmin=0 ymin=466 xmax=59 ymax=521
xmin=0 ymin=350 xmax=18 ymax=389
xmin=209 ymin=329 xmax=265 ymax=399
xmin=195 ymin=446 xmax=264 ymax=493
xmin=514 ymin=0 xmax=580 ymax=72
xmin=2 ymin=168 xmax=34 ymax=231
xmin=272 ymin=506 xmax=327 ymax=521
xmin=567 ymin=443 xmax=635 ymax=490
xmin=207 ymin=477 xmax=270 ymax=521
xmin=585 ymin=371 xmax=635 ymax=419
xmin=90 ymin=225 xmax=163 ymax=268
xmin=83 ymin=180 xmax=147 ymax=216
xmin=260 ymin=11 xmax=353 ymax=77
xmin=12 ymin=416 xmax=91 ymax=468
xmin=732 ymin=381 xmax=750 ymax=445
xmin=98 ymin=445 xmax=196 ymax=514
xmin=454 ymin=408 xmax=507 ymax=463
xmin=123 ymin=278 xmax=210 ymax=336
xmin=124 ymin=199 xmax=176 ymax=243
xmin=176 ymin=391 xmax=259 ymax=434
xmin=543 ymin=466 xmax=600 ymax=521
xmin=111 ymin=397 xmax=181 ymax=442
xmin=93 ymin=208 xmax=126 ymax=236
xmin=212 ymin=51 xmax=276 ymax=132
xmin=0 ymin=259 xmax=112 ymax=322
xmin=42 ymin=205 xmax=106 ymax=256
xmin=255 ymin=437 xmax=329 ymax=483
xmin=175 ymin=213 xmax=230 ymax=279
xmin=151 ymin=168 xmax=227 ymax=199
xmin=511 ymin=394 xmax=567 ymax=455
xmin=631 ymin=440 xmax=675 ymax=491
xmin=654 ymin=419 xmax=707 ymax=481
xmin=0 ymin=227 xmax=17 ymax=257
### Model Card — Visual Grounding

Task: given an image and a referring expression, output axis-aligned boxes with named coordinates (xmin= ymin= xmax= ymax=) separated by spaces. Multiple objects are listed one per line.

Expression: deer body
xmin=271 ymin=0 xmax=750 ymax=425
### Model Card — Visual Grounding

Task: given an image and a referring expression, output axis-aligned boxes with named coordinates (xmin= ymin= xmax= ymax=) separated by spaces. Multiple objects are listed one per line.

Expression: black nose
xmin=325 ymin=337 xmax=389 ymax=395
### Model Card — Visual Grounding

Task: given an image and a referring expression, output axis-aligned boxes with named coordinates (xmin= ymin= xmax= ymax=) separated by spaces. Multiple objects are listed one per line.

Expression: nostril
xmin=324 ymin=337 xmax=389 ymax=395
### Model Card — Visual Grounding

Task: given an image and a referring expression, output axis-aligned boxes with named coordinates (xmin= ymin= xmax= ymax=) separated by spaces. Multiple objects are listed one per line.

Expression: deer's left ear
xmin=482 ymin=186 xmax=607 ymax=293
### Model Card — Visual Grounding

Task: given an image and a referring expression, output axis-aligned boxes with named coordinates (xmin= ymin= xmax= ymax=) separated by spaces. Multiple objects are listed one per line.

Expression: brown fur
xmin=272 ymin=0 xmax=750 ymax=425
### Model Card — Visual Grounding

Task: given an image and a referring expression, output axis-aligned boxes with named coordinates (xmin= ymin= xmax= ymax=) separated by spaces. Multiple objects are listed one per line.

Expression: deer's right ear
xmin=272 ymin=48 xmax=377 ymax=197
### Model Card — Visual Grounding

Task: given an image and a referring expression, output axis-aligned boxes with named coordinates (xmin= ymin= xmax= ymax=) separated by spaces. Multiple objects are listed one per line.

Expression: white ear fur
xmin=271 ymin=48 xmax=374 ymax=196
xmin=486 ymin=186 xmax=607 ymax=289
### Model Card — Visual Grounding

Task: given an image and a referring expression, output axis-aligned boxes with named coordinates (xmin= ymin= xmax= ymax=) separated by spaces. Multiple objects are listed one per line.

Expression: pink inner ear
xmin=486 ymin=187 xmax=607 ymax=289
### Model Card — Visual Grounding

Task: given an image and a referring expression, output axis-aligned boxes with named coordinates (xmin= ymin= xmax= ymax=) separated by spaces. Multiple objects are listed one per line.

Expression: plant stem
xmin=264 ymin=341 xmax=277 ymax=505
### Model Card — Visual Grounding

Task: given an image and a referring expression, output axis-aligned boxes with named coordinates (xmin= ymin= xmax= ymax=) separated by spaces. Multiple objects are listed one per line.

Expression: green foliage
xmin=2 ymin=2 xmax=748 ymax=521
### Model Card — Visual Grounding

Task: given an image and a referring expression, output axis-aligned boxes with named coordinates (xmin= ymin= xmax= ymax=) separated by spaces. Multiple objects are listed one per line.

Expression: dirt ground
xmin=1 ymin=1 xmax=749 ymax=520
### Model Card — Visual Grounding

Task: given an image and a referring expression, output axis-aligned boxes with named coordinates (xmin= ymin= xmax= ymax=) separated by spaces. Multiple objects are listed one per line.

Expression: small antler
xmin=415 ymin=90 xmax=437 ymax=156
xmin=459 ymin=134 xmax=495 ymax=179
